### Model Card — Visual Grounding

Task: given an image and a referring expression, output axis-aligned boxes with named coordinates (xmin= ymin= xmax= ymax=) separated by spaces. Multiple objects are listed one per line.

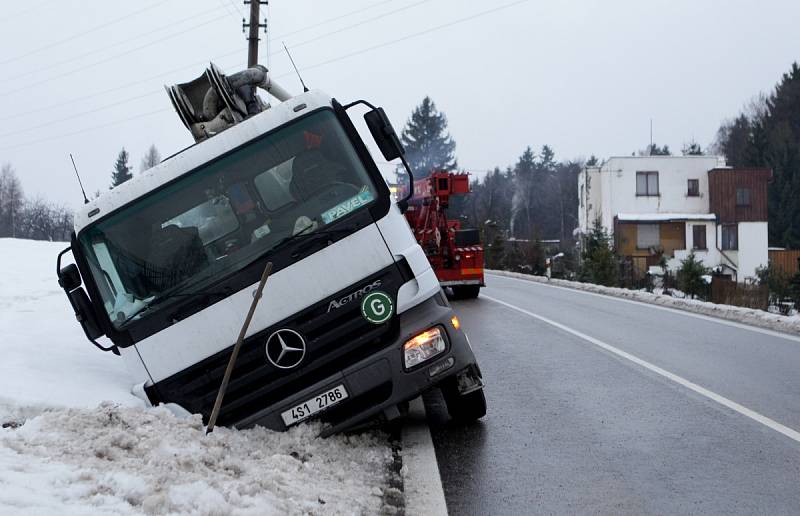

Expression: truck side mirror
xmin=364 ymin=107 xmax=404 ymax=161
xmin=68 ymin=288 xmax=104 ymax=341
xmin=58 ymin=263 xmax=104 ymax=341
xmin=58 ymin=263 xmax=82 ymax=291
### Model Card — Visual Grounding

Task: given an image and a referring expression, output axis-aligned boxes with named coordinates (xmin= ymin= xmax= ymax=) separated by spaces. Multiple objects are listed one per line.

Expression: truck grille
xmin=146 ymin=260 xmax=409 ymax=427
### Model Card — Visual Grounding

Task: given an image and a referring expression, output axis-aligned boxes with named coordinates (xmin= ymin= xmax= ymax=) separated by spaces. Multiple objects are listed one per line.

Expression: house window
xmin=637 ymin=224 xmax=660 ymax=249
xmin=721 ymin=224 xmax=738 ymax=250
xmin=736 ymin=187 xmax=751 ymax=206
xmin=692 ymin=225 xmax=707 ymax=250
xmin=687 ymin=179 xmax=700 ymax=197
xmin=636 ymin=171 xmax=659 ymax=196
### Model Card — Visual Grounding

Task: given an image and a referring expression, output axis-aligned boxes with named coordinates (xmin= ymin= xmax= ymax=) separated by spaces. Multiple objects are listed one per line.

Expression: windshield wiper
xmin=273 ymin=224 xmax=358 ymax=252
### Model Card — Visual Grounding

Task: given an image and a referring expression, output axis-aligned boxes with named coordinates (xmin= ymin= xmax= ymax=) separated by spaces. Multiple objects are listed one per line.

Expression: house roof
xmin=616 ymin=213 xmax=717 ymax=222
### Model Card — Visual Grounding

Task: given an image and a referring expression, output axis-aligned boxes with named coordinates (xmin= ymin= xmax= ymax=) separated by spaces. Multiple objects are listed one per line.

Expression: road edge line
xmin=483 ymin=294 xmax=800 ymax=445
xmin=486 ymin=270 xmax=800 ymax=342
xmin=401 ymin=396 xmax=448 ymax=516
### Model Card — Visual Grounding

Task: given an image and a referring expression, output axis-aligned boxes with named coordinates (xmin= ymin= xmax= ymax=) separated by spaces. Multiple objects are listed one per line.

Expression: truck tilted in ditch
xmin=56 ymin=64 xmax=485 ymax=435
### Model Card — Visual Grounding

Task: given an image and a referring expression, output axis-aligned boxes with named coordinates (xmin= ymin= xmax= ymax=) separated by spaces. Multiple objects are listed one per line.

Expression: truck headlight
xmin=403 ymin=326 xmax=446 ymax=369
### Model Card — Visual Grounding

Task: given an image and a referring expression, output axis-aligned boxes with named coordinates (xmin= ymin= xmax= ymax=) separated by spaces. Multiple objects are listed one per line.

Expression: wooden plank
xmin=708 ymin=168 xmax=771 ymax=223
xmin=769 ymin=250 xmax=800 ymax=275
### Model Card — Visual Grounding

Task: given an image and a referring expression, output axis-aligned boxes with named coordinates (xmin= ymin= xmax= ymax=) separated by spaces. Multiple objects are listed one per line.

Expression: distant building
xmin=577 ymin=156 xmax=771 ymax=282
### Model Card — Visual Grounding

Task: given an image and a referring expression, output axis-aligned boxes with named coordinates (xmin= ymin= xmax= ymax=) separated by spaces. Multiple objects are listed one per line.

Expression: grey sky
xmin=0 ymin=0 xmax=798 ymax=210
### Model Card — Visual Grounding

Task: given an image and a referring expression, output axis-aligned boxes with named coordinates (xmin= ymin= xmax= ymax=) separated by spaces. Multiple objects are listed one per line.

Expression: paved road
xmin=426 ymin=273 xmax=800 ymax=515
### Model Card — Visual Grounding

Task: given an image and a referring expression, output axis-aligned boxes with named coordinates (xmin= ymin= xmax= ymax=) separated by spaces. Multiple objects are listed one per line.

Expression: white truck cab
xmin=57 ymin=78 xmax=485 ymax=435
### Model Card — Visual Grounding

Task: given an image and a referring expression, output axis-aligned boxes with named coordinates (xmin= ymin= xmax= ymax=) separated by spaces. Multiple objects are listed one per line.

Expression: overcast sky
xmin=0 ymin=0 xmax=798 ymax=209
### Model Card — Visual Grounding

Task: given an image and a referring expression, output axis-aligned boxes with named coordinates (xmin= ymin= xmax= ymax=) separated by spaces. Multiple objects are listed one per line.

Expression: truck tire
xmin=452 ymin=285 xmax=480 ymax=299
xmin=442 ymin=384 xmax=487 ymax=422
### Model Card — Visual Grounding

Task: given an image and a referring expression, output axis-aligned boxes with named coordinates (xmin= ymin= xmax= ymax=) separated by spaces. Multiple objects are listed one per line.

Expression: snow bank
xmin=0 ymin=403 xmax=391 ymax=515
xmin=487 ymin=269 xmax=800 ymax=336
xmin=0 ymin=239 xmax=394 ymax=514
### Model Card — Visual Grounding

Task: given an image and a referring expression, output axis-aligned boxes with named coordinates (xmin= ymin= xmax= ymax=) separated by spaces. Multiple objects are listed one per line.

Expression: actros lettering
xmin=327 ymin=280 xmax=382 ymax=312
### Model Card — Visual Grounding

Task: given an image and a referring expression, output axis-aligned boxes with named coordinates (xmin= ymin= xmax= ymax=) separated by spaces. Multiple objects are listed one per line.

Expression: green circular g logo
xmin=361 ymin=291 xmax=394 ymax=324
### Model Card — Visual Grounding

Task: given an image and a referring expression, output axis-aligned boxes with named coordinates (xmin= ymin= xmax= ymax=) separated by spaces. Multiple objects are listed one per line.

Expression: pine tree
xmin=399 ymin=97 xmax=457 ymax=178
xmin=643 ymin=143 xmax=671 ymax=156
xmin=140 ymin=144 xmax=161 ymax=172
xmin=714 ymin=62 xmax=800 ymax=248
xmin=579 ymin=218 xmax=619 ymax=286
xmin=677 ymin=252 xmax=709 ymax=299
xmin=110 ymin=148 xmax=133 ymax=188
xmin=682 ymin=140 xmax=704 ymax=155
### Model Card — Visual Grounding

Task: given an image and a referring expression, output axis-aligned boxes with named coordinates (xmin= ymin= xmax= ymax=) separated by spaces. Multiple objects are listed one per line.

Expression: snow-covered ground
xmin=488 ymin=270 xmax=800 ymax=336
xmin=0 ymin=239 xmax=393 ymax=515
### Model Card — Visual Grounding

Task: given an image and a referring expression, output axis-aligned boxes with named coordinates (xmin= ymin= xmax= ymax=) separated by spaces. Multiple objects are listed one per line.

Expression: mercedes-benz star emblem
xmin=265 ymin=329 xmax=306 ymax=369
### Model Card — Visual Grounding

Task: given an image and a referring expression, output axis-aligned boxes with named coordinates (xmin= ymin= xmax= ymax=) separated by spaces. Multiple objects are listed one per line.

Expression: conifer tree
xmin=714 ymin=62 xmax=800 ymax=247
xmin=682 ymin=140 xmax=704 ymax=155
xmin=579 ymin=218 xmax=619 ymax=286
xmin=399 ymin=97 xmax=457 ymax=178
xmin=677 ymin=252 xmax=709 ymax=299
xmin=110 ymin=148 xmax=133 ymax=188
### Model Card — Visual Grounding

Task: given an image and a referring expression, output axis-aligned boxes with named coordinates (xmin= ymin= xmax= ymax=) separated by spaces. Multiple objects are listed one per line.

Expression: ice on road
xmin=0 ymin=239 xmax=393 ymax=515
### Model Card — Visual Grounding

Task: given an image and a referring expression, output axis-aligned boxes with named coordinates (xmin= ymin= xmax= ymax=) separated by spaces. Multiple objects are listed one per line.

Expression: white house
xmin=577 ymin=156 xmax=770 ymax=283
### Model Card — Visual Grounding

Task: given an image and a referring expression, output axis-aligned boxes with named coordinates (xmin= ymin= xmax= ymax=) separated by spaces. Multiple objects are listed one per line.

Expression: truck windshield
xmin=79 ymin=109 xmax=379 ymax=328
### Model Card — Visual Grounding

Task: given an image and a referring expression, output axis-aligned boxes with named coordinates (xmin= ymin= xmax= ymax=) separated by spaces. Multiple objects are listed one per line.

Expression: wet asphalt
xmin=426 ymin=274 xmax=800 ymax=515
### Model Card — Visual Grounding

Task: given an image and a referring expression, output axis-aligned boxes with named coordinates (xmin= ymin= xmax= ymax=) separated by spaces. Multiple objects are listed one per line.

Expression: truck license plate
xmin=281 ymin=384 xmax=349 ymax=427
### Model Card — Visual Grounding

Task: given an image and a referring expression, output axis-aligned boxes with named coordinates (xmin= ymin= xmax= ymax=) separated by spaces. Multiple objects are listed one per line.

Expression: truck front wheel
xmin=442 ymin=383 xmax=487 ymax=422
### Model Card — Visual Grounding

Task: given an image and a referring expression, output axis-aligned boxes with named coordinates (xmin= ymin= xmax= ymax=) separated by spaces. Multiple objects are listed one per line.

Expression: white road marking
xmin=483 ymin=294 xmax=800 ymax=445
xmin=486 ymin=272 xmax=800 ymax=344
xmin=402 ymin=397 xmax=448 ymax=516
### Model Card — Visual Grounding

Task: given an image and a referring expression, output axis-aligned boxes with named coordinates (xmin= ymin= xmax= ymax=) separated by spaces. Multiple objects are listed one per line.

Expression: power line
xmin=9 ymin=5 xmax=231 ymax=82
xmin=227 ymin=0 xmax=245 ymax=17
xmin=0 ymin=1 xmax=532 ymax=149
xmin=269 ymin=0 xmax=429 ymax=55
xmin=0 ymin=0 xmax=58 ymax=24
xmin=0 ymin=0 xmax=427 ymax=104
xmin=0 ymin=50 xmax=242 ymax=123
xmin=0 ymin=0 xmax=171 ymax=66
xmin=0 ymin=90 xmax=164 ymax=140
xmin=277 ymin=0 xmax=531 ymax=77
xmin=0 ymin=108 xmax=169 ymax=152
xmin=273 ymin=0 xmax=394 ymax=40
xmin=1 ymin=0 xmax=401 ymax=97
xmin=0 ymin=14 xmax=232 ymax=97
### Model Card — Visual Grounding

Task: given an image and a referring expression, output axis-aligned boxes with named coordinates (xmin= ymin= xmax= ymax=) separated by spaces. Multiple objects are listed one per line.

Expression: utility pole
xmin=243 ymin=1 xmax=268 ymax=67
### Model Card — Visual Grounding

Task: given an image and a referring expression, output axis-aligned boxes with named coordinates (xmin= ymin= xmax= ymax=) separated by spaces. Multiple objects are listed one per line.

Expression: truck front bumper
xmin=235 ymin=292 xmax=481 ymax=435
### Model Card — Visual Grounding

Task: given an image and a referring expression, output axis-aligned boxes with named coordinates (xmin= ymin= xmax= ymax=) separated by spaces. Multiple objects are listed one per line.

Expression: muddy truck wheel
xmin=442 ymin=382 xmax=487 ymax=422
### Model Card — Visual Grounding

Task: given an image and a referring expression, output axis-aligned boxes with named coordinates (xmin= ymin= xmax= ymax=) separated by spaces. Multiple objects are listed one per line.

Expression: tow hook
xmin=456 ymin=365 xmax=484 ymax=395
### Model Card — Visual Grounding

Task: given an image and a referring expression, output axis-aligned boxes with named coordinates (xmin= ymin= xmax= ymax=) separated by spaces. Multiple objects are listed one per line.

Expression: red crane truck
xmin=404 ymin=171 xmax=485 ymax=299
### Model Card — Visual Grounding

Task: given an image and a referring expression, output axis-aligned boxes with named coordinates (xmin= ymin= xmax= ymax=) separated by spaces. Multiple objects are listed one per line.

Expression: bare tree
xmin=140 ymin=144 xmax=162 ymax=172
xmin=16 ymin=198 xmax=74 ymax=242
xmin=0 ymin=163 xmax=24 ymax=237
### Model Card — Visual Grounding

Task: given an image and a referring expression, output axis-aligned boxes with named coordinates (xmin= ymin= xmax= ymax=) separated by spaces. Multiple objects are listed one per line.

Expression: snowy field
xmin=0 ymin=239 xmax=393 ymax=515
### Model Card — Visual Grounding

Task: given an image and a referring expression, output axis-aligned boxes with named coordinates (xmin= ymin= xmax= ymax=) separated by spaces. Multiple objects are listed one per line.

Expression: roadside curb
xmin=487 ymin=270 xmax=800 ymax=337
xmin=401 ymin=397 xmax=448 ymax=516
